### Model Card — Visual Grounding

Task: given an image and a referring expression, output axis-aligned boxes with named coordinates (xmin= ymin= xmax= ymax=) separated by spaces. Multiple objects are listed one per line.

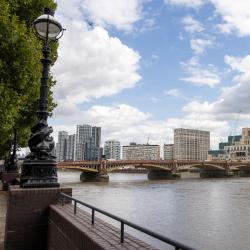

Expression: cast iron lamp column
xmin=20 ymin=8 xmax=64 ymax=188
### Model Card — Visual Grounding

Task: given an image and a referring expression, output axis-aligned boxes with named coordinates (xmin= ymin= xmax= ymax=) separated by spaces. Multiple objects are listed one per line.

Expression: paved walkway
xmin=0 ymin=190 xmax=7 ymax=250
xmin=50 ymin=204 xmax=157 ymax=250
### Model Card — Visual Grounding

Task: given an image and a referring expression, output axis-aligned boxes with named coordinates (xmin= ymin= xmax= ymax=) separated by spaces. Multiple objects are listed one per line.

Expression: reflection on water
xmin=58 ymin=170 xmax=250 ymax=250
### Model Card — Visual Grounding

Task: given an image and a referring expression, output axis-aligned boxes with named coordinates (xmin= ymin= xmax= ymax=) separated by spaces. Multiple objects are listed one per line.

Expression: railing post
xmin=74 ymin=200 xmax=77 ymax=214
xmin=62 ymin=195 xmax=65 ymax=206
xmin=92 ymin=209 xmax=95 ymax=224
xmin=121 ymin=222 xmax=124 ymax=243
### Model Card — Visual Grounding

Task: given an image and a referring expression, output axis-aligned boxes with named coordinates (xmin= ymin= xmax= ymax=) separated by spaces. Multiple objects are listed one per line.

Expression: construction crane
xmin=146 ymin=133 xmax=151 ymax=145
xmin=225 ymin=110 xmax=241 ymax=160
xmin=231 ymin=110 xmax=241 ymax=146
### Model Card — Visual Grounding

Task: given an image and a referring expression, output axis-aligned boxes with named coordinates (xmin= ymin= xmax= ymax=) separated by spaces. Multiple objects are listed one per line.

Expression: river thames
xmin=58 ymin=170 xmax=250 ymax=250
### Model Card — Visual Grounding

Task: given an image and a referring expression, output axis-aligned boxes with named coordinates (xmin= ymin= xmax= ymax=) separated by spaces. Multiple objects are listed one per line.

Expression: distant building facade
xmin=76 ymin=124 xmax=92 ymax=161
xmin=174 ymin=128 xmax=210 ymax=161
xmin=57 ymin=124 xmax=101 ymax=162
xmin=208 ymin=134 xmax=242 ymax=161
xmin=207 ymin=149 xmax=225 ymax=161
xmin=219 ymin=135 xmax=241 ymax=150
xmin=104 ymin=140 xmax=121 ymax=160
xmin=224 ymin=128 xmax=250 ymax=161
xmin=56 ymin=131 xmax=68 ymax=162
xmin=84 ymin=126 xmax=101 ymax=161
xmin=122 ymin=143 xmax=160 ymax=160
xmin=163 ymin=144 xmax=174 ymax=160
xmin=65 ymin=134 xmax=76 ymax=161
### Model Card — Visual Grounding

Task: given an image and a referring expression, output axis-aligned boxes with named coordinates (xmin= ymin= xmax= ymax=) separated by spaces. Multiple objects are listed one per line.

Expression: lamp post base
xmin=20 ymin=159 xmax=59 ymax=188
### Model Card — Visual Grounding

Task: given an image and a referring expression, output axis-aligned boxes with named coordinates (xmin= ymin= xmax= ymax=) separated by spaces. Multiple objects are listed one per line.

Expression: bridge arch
xmin=106 ymin=163 xmax=171 ymax=172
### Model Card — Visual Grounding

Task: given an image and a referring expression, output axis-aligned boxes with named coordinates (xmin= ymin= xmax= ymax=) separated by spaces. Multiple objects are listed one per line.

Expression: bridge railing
xmin=60 ymin=193 xmax=195 ymax=250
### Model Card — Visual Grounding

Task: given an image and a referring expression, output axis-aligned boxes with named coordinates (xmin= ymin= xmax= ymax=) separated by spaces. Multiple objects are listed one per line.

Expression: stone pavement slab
xmin=49 ymin=204 xmax=158 ymax=250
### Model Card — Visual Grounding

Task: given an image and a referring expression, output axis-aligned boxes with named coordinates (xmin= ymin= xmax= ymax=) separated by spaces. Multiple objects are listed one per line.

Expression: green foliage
xmin=0 ymin=0 xmax=58 ymax=157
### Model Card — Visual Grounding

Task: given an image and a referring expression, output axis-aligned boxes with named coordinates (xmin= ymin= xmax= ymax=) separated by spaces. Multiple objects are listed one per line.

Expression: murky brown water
xmin=58 ymin=170 xmax=250 ymax=250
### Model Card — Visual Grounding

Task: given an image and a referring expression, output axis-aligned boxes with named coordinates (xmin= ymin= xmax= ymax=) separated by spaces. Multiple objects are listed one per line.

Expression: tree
xmin=0 ymin=0 xmax=58 ymax=158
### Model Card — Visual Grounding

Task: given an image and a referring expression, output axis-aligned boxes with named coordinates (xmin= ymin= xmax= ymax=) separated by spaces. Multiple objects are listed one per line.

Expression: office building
xmin=122 ymin=143 xmax=160 ymax=160
xmin=65 ymin=134 xmax=76 ymax=161
xmin=207 ymin=149 xmax=225 ymax=161
xmin=174 ymin=128 xmax=210 ymax=161
xmin=208 ymin=134 xmax=242 ymax=160
xmin=75 ymin=125 xmax=102 ymax=161
xmin=85 ymin=126 xmax=101 ymax=161
xmin=163 ymin=144 xmax=174 ymax=160
xmin=104 ymin=140 xmax=121 ymax=160
xmin=75 ymin=124 xmax=92 ymax=161
xmin=224 ymin=128 xmax=250 ymax=161
xmin=56 ymin=131 xmax=68 ymax=162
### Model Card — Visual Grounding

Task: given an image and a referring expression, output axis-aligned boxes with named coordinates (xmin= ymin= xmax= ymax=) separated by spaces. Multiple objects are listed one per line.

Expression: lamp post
xmin=20 ymin=7 xmax=64 ymax=188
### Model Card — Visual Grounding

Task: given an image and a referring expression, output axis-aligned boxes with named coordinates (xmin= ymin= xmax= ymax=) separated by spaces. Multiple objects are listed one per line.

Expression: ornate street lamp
xmin=20 ymin=8 xmax=64 ymax=188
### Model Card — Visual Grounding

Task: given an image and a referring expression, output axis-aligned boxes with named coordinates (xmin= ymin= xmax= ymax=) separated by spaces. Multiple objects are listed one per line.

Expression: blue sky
xmin=51 ymin=0 xmax=250 ymax=149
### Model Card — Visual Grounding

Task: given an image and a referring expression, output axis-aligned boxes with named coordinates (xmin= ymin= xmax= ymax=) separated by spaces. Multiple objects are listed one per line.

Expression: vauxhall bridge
xmin=58 ymin=160 xmax=250 ymax=181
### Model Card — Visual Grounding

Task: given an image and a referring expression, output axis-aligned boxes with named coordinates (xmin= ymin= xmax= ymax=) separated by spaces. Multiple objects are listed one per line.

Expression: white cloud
xmin=52 ymin=102 xmax=228 ymax=148
xmin=52 ymin=21 xmax=141 ymax=104
xmin=53 ymin=104 xmax=153 ymax=145
xmin=164 ymin=89 xmax=182 ymax=98
xmin=182 ymin=15 xmax=205 ymax=33
xmin=81 ymin=0 xmax=143 ymax=31
xmin=181 ymin=54 xmax=250 ymax=126
xmin=183 ymin=100 xmax=216 ymax=113
xmin=165 ymin=0 xmax=250 ymax=37
xmin=181 ymin=58 xmax=220 ymax=87
xmin=138 ymin=18 xmax=157 ymax=32
xmin=224 ymin=55 xmax=250 ymax=73
xmin=211 ymin=0 xmax=250 ymax=36
xmin=164 ymin=0 xmax=205 ymax=8
xmin=215 ymin=54 xmax=250 ymax=115
xmin=190 ymin=38 xmax=214 ymax=55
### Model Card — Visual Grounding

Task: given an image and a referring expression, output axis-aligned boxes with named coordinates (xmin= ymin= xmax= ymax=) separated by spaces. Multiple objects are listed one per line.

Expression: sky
xmin=50 ymin=0 xmax=250 ymax=149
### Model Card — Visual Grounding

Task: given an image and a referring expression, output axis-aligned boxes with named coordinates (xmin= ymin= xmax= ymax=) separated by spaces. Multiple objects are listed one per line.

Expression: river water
xmin=58 ymin=170 xmax=250 ymax=250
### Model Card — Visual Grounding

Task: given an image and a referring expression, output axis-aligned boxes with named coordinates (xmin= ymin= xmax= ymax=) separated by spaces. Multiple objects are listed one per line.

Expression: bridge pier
xmin=148 ymin=170 xmax=180 ymax=180
xmin=237 ymin=170 xmax=250 ymax=177
xmin=200 ymin=169 xmax=228 ymax=178
xmin=80 ymin=170 xmax=109 ymax=182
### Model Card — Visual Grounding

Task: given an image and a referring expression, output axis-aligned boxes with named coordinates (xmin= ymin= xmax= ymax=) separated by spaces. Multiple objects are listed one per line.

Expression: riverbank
xmin=0 ymin=189 xmax=7 ymax=250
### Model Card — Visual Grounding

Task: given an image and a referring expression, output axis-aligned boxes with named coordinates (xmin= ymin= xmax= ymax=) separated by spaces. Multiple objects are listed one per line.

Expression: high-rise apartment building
xmin=122 ymin=143 xmax=160 ymax=160
xmin=57 ymin=125 xmax=101 ymax=162
xmin=85 ymin=126 xmax=101 ymax=161
xmin=65 ymin=134 xmax=76 ymax=161
xmin=163 ymin=144 xmax=174 ymax=160
xmin=56 ymin=131 xmax=68 ymax=162
xmin=174 ymin=128 xmax=210 ymax=161
xmin=76 ymin=124 xmax=92 ymax=161
xmin=104 ymin=140 xmax=121 ymax=160
xmin=75 ymin=125 xmax=101 ymax=161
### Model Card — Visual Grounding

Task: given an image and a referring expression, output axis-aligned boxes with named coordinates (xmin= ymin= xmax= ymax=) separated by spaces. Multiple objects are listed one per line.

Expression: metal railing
xmin=60 ymin=193 xmax=195 ymax=250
